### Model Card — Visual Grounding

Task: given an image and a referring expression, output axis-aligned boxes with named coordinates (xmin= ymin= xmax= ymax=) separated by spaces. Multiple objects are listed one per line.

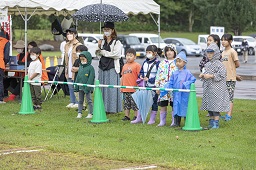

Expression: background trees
xmin=11 ymin=0 xmax=256 ymax=35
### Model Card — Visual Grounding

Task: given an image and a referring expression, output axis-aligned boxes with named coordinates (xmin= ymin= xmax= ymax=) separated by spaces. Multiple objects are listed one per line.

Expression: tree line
xmin=12 ymin=0 xmax=256 ymax=35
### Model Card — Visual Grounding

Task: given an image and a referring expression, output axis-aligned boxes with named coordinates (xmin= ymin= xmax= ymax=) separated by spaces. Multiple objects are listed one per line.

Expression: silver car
xmin=164 ymin=38 xmax=202 ymax=57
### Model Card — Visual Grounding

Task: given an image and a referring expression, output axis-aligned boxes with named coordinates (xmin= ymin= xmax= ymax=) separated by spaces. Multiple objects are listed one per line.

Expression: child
xmin=28 ymin=47 xmax=42 ymax=110
xmin=131 ymin=45 xmax=160 ymax=124
xmin=199 ymin=43 xmax=230 ymax=129
xmin=199 ymin=34 xmax=221 ymax=72
xmin=155 ymin=44 xmax=178 ymax=127
xmin=71 ymin=45 xmax=89 ymax=110
xmin=120 ymin=48 xmax=141 ymax=121
xmin=160 ymin=51 xmax=196 ymax=127
xmin=221 ymin=34 xmax=240 ymax=121
xmin=74 ymin=51 xmax=95 ymax=119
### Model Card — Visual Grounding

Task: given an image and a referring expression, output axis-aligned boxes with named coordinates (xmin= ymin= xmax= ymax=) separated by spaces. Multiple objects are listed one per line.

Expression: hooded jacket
xmin=74 ymin=51 xmax=95 ymax=93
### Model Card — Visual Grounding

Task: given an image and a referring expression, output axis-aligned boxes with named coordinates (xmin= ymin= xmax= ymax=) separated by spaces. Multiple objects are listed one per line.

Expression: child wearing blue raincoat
xmin=160 ymin=51 xmax=196 ymax=127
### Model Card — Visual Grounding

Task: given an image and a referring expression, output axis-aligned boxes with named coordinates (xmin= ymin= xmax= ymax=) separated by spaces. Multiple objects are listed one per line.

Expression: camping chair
xmin=44 ymin=65 xmax=68 ymax=101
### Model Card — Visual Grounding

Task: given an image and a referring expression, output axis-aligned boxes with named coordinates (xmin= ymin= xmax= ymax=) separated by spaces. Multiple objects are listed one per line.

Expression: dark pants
xmin=0 ymin=69 xmax=4 ymax=101
xmin=30 ymin=84 xmax=41 ymax=106
xmin=3 ymin=77 xmax=20 ymax=96
xmin=208 ymin=111 xmax=220 ymax=117
xmin=152 ymin=90 xmax=159 ymax=111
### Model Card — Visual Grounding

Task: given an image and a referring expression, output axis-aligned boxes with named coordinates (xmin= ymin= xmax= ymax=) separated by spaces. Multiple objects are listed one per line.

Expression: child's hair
xmin=209 ymin=34 xmax=220 ymax=49
xmin=28 ymin=41 xmax=37 ymax=47
xmin=76 ymin=45 xmax=88 ymax=52
xmin=221 ymin=33 xmax=233 ymax=47
xmin=146 ymin=45 xmax=158 ymax=53
xmin=126 ymin=48 xmax=136 ymax=56
xmin=164 ymin=44 xmax=177 ymax=58
xmin=157 ymin=48 xmax=162 ymax=56
xmin=30 ymin=47 xmax=41 ymax=55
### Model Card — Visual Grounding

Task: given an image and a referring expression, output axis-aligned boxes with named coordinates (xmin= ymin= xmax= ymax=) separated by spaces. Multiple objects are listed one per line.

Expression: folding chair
xmin=44 ymin=65 xmax=66 ymax=101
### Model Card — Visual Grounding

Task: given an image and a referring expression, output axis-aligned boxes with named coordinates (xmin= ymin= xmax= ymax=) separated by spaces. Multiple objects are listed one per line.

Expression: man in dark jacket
xmin=0 ymin=32 xmax=10 ymax=103
xmin=241 ymin=38 xmax=249 ymax=63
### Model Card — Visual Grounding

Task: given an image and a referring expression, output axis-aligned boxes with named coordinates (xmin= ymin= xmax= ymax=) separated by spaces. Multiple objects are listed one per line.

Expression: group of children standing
xmin=122 ymin=33 xmax=239 ymax=130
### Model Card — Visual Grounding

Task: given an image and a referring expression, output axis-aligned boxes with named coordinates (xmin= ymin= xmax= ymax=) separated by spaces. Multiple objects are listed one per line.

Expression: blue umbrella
xmin=132 ymin=90 xmax=153 ymax=124
xmin=72 ymin=3 xmax=128 ymax=22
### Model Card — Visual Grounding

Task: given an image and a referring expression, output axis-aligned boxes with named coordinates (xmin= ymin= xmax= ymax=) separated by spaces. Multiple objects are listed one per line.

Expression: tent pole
xmin=158 ymin=14 xmax=160 ymax=49
xmin=24 ymin=4 xmax=27 ymax=75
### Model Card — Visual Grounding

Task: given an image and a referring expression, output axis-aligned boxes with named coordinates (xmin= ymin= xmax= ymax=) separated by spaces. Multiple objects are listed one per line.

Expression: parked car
xmin=117 ymin=35 xmax=145 ymax=58
xmin=164 ymin=38 xmax=202 ymax=57
xmin=129 ymin=33 xmax=166 ymax=50
xmin=78 ymin=33 xmax=103 ymax=58
xmin=232 ymin=36 xmax=256 ymax=55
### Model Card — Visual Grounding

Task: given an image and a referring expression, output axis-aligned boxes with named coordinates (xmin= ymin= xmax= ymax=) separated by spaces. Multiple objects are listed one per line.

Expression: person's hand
xmin=203 ymin=74 xmax=213 ymax=79
xmin=199 ymin=73 xmax=204 ymax=78
xmin=71 ymin=67 xmax=79 ymax=73
xmin=95 ymin=49 xmax=101 ymax=56
xmin=156 ymin=90 xmax=160 ymax=95
xmin=98 ymin=39 xmax=103 ymax=48
xmin=143 ymin=77 xmax=149 ymax=81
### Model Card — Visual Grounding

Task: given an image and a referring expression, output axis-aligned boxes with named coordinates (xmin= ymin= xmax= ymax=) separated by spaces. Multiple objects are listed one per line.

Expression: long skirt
xmin=98 ymin=68 xmax=123 ymax=113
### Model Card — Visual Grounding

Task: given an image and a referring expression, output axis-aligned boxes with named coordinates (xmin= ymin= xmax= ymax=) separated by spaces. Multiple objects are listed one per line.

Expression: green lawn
xmin=0 ymin=90 xmax=255 ymax=169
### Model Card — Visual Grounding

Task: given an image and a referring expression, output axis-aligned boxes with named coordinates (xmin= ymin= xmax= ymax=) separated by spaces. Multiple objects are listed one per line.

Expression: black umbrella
xmin=73 ymin=3 xmax=128 ymax=22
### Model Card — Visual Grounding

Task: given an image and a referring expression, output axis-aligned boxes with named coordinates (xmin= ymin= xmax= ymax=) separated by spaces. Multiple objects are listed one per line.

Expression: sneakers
xmin=85 ymin=114 xmax=93 ymax=119
xmin=122 ymin=116 xmax=131 ymax=121
xmin=70 ymin=104 xmax=78 ymax=108
xmin=3 ymin=94 xmax=16 ymax=102
xmin=76 ymin=113 xmax=82 ymax=118
xmin=0 ymin=101 xmax=6 ymax=104
xmin=66 ymin=103 xmax=74 ymax=108
xmin=224 ymin=114 xmax=232 ymax=121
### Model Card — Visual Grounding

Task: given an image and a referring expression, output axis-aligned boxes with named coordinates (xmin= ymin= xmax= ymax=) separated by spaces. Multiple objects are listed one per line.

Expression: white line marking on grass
xmin=0 ymin=149 xmax=43 ymax=156
xmin=115 ymin=165 xmax=158 ymax=170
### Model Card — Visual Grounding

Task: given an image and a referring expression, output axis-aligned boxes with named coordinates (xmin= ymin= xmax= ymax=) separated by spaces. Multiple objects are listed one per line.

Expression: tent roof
xmin=0 ymin=0 xmax=160 ymax=15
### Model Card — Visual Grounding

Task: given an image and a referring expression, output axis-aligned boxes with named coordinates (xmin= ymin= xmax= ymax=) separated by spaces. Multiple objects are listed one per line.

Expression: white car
xmin=164 ymin=38 xmax=202 ymax=57
xmin=232 ymin=36 xmax=256 ymax=55
xmin=78 ymin=33 xmax=103 ymax=58
xmin=129 ymin=33 xmax=166 ymax=50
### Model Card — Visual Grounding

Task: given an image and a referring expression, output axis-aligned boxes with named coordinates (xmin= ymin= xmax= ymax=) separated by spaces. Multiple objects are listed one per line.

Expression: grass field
xmin=0 ymin=89 xmax=255 ymax=169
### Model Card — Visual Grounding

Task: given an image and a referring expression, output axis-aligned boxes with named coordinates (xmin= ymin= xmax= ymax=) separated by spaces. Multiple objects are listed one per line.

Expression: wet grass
xmin=0 ymin=92 xmax=255 ymax=169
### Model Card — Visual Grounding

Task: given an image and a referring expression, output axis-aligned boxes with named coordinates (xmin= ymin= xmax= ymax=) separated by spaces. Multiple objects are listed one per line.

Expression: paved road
xmin=52 ymin=54 xmax=256 ymax=100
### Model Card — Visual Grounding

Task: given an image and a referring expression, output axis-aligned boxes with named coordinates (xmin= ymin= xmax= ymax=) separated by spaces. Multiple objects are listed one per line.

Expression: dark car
xmin=117 ymin=35 xmax=146 ymax=58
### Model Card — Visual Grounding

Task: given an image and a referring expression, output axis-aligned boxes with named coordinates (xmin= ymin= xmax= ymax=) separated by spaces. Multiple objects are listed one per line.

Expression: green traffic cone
xmin=91 ymin=80 xmax=109 ymax=123
xmin=19 ymin=75 xmax=35 ymax=114
xmin=182 ymin=83 xmax=202 ymax=131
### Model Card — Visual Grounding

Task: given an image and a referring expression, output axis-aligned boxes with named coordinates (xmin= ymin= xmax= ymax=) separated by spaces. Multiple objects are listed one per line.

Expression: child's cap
xmin=176 ymin=51 xmax=187 ymax=63
xmin=126 ymin=48 xmax=136 ymax=56
xmin=164 ymin=44 xmax=177 ymax=56
xmin=206 ymin=48 xmax=214 ymax=53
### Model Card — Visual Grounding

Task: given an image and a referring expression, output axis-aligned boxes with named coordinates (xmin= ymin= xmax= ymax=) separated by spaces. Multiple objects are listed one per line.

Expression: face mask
xmin=146 ymin=53 xmax=154 ymax=59
xmin=67 ymin=34 xmax=74 ymax=41
xmin=76 ymin=52 xmax=80 ymax=57
xmin=30 ymin=55 xmax=37 ymax=61
xmin=81 ymin=61 xmax=87 ymax=65
xmin=104 ymin=31 xmax=111 ymax=37
xmin=16 ymin=49 xmax=23 ymax=53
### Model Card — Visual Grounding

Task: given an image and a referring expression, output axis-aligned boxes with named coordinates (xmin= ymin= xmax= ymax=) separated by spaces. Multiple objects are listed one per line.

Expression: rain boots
xmin=157 ymin=112 xmax=167 ymax=127
xmin=208 ymin=119 xmax=214 ymax=128
xmin=147 ymin=111 xmax=157 ymax=125
xmin=170 ymin=111 xmax=175 ymax=126
xmin=170 ymin=115 xmax=181 ymax=127
xmin=131 ymin=111 xmax=142 ymax=124
xmin=211 ymin=120 xmax=219 ymax=129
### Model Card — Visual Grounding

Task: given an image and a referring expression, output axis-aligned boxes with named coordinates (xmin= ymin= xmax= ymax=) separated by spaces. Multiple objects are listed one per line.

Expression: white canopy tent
xmin=0 ymin=0 xmax=160 ymax=70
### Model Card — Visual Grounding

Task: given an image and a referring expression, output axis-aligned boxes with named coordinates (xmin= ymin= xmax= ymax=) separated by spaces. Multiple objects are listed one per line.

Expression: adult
xmin=96 ymin=22 xmax=123 ymax=114
xmin=4 ymin=40 xmax=25 ymax=101
xmin=64 ymin=28 xmax=82 ymax=108
xmin=0 ymin=33 xmax=10 ymax=103
xmin=241 ymin=38 xmax=249 ymax=63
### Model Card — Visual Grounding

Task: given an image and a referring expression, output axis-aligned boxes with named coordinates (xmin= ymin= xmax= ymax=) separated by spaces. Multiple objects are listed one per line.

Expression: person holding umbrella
xmin=96 ymin=22 xmax=123 ymax=114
